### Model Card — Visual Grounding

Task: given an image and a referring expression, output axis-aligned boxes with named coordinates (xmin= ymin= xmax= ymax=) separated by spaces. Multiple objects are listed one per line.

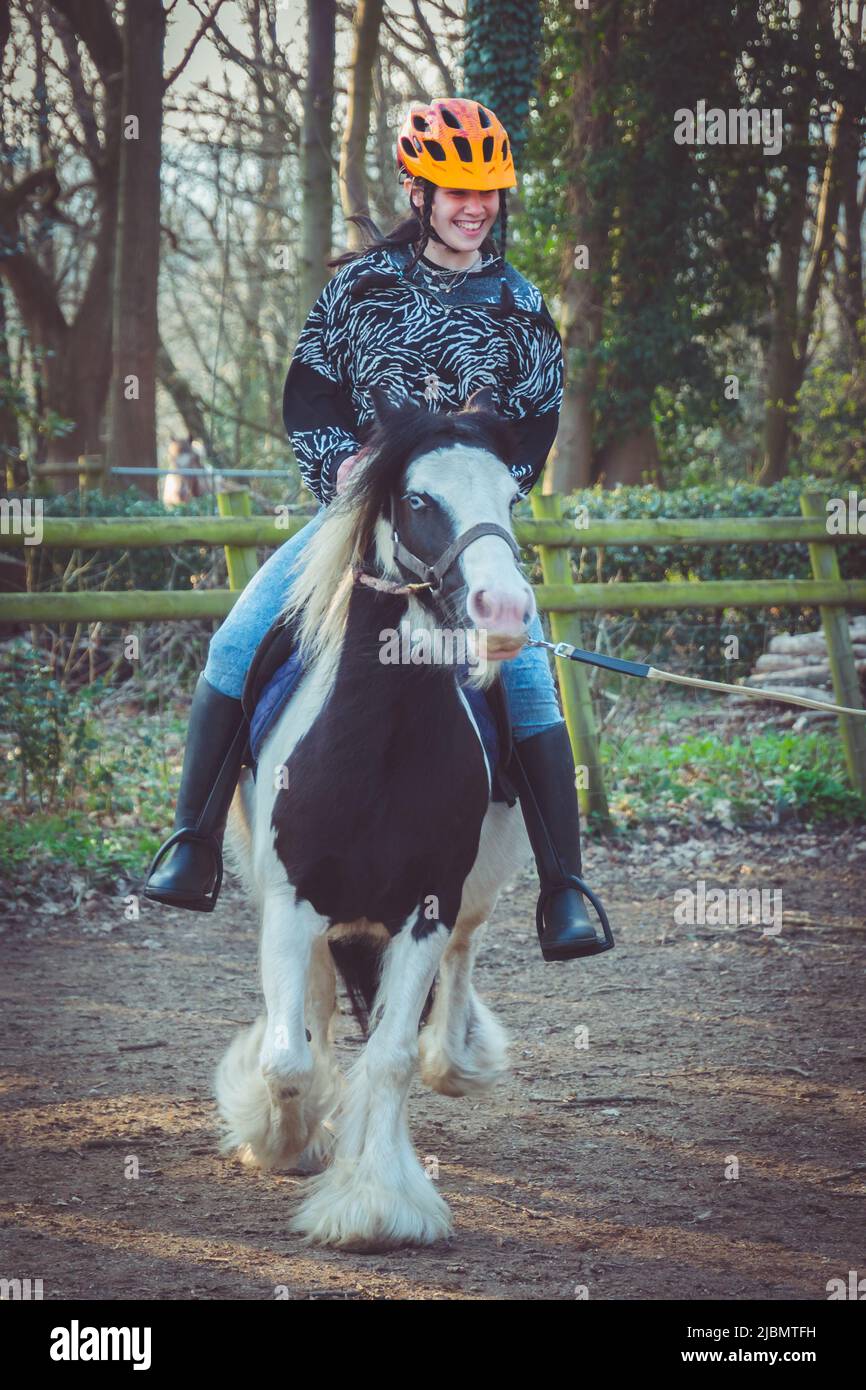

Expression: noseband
xmin=355 ymin=493 xmax=522 ymax=597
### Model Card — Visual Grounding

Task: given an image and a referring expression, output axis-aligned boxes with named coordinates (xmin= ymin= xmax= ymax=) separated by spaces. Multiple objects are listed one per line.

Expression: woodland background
xmin=2 ymin=0 xmax=865 ymax=885
xmin=0 ymin=0 xmax=864 ymax=498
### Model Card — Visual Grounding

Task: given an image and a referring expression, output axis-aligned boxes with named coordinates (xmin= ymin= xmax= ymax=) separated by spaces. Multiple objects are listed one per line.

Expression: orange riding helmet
xmin=396 ymin=97 xmax=517 ymax=191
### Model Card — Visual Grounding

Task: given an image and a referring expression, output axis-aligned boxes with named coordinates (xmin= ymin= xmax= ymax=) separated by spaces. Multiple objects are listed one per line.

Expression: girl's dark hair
xmin=327 ymin=178 xmax=508 ymax=271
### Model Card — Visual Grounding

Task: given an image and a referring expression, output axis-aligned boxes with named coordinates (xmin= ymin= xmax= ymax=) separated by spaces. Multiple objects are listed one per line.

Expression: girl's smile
xmin=411 ymin=185 xmax=501 ymax=268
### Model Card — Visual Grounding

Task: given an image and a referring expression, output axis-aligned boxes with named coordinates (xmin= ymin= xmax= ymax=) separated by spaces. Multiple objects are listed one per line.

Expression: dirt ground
xmin=1 ymin=825 xmax=865 ymax=1302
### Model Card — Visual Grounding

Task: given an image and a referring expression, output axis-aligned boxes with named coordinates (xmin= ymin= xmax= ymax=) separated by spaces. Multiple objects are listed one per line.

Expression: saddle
xmin=241 ymin=614 xmax=518 ymax=805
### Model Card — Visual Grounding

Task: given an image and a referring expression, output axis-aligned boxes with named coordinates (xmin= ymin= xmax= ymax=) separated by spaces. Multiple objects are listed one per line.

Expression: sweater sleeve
xmin=506 ymin=294 xmax=564 ymax=495
xmin=282 ymin=274 xmax=361 ymax=505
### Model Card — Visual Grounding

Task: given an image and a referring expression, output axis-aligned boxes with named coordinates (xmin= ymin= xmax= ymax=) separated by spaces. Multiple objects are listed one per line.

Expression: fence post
xmin=217 ymin=487 xmax=259 ymax=591
xmin=529 ymin=491 xmax=611 ymax=830
xmin=800 ymin=490 xmax=866 ymax=798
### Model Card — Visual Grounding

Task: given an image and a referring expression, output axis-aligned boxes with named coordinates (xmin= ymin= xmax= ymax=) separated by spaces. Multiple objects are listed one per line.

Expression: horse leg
xmin=293 ymin=918 xmax=452 ymax=1250
xmin=215 ymin=887 xmax=334 ymax=1172
xmin=420 ymin=801 xmax=529 ymax=1097
xmin=298 ymin=931 xmax=341 ymax=1171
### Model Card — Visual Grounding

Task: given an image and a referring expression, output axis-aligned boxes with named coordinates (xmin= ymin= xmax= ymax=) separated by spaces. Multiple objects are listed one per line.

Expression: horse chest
xmin=271 ymin=598 xmax=491 ymax=930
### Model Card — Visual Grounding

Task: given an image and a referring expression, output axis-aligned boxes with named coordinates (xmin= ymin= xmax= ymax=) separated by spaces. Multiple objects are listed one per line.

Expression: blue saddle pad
xmin=249 ymin=650 xmax=500 ymax=776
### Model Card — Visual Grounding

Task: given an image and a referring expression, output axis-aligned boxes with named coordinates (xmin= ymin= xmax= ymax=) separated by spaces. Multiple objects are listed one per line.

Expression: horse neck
xmin=331 ymin=584 xmax=458 ymax=706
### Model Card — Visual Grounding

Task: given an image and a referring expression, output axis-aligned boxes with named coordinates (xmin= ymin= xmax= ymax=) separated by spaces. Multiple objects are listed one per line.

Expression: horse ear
xmin=369 ymin=386 xmax=400 ymax=424
xmin=464 ymin=386 xmax=497 ymax=414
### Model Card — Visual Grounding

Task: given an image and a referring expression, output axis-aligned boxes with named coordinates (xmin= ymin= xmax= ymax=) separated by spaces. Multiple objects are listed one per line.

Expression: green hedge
xmin=528 ymin=478 xmax=865 ymax=678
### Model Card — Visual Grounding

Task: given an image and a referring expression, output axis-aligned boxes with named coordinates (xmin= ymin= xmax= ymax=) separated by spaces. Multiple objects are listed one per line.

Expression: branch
xmin=48 ymin=6 xmax=103 ymax=169
xmin=408 ymin=0 xmax=453 ymax=90
xmin=164 ymin=0 xmax=229 ymax=90
xmin=46 ymin=0 xmax=122 ymax=89
xmin=797 ymin=101 xmax=844 ymax=360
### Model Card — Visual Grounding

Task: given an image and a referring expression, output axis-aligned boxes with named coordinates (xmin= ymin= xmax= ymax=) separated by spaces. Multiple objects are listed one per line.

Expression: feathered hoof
xmin=419 ymin=998 xmax=509 ymax=1097
xmin=291 ymin=1159 xmax=453 ymax=1250
xmin=224 ymin=1110 xmax=334 ymax=1174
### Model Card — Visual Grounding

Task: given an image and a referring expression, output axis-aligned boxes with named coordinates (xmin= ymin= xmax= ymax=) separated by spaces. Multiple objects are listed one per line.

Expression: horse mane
xmin=282 ymin=400 xmax=518 ymax=668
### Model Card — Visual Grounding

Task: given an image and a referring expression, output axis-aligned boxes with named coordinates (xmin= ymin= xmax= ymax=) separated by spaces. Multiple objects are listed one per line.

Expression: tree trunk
xmin=759 ymin=98 xmax=843 ymax=484
xmin=594 ymin=423 xmax=661 ymax=489
xmin=836 ymin=100 xmax=866 ymax=367
xmin=105 ymin=0 xmax=165 ymax=496
xmin=370 ymin=49 xmax=399 ymax=235
xmin=339 ymin=0 xmax=383 ymax=251
xmin=0 ymin=2 xmax=123 ymax=489
xmin=300 ymin=0 xmax=337 ymax=316
xmin=547 ymin=2 xmax=618 ymax=494
xmin=757 ymin=0 xmax=831 ymax=485
xmin=0 ymin=282 xmax=23 ymax=485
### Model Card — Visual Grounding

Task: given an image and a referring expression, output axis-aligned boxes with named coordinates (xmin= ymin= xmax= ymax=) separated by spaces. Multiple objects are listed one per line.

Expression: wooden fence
xmin=2 ymin=488 xmax=865 ymax=819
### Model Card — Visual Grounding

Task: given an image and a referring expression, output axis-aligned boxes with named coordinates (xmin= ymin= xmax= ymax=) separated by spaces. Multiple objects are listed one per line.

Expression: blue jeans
xmin=204 ymin=510 xmax=563 ymax=741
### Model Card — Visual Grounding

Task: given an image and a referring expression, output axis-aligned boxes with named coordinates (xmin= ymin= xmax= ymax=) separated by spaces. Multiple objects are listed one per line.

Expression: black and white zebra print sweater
xmin=282 ymin=243 xmax=564 ymax=505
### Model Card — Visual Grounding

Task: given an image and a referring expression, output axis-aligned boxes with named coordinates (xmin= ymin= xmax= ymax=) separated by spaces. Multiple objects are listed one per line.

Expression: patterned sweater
xmin=282 ymin=243 xmax=564 ymax=504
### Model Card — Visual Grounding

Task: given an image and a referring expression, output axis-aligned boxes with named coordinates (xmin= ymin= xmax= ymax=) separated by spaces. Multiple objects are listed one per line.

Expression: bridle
xmin=355 ymin=492 xmax=522 ymax=597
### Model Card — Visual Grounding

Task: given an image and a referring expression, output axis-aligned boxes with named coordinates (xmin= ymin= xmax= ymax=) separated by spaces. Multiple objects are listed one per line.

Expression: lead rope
xmin=526 ymin=637 xmax=866 ymax=719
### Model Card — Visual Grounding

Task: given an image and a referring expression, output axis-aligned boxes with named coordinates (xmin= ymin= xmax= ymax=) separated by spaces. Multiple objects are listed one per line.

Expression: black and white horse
xmin=216 ymin=388 xmax=535 ymax=1249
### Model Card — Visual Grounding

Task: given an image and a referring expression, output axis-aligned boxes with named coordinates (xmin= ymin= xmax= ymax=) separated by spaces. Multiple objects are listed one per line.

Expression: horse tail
xmin=327 ymin=928 xmax=386 ymax=1037
xmin=328 ymin=925 xmax=436 ymax=1038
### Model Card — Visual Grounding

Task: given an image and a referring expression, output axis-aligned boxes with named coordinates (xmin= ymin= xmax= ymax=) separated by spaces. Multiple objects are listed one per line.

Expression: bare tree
xmin=105 ymin=0 xmax=167 ymax=496
xmin=300 ymin=0 xmax=336 ymax=315
xmin=547 ymin=2 xmax=619 ymax=493
xmin=339 ymin=0 xmax=384 ymax=251
xmin=0 ymin=0 xmax=122 ymax=485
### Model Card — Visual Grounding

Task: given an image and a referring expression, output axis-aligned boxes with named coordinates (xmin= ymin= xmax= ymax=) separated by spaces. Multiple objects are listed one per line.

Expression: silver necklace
xmin=419 ymin=252 xmax=485 ymax=295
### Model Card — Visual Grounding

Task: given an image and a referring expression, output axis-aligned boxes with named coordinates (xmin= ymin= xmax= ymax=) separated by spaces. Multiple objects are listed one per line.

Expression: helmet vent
xmin=411 ymin=113 xmax=429 ymax=131
xmin=439 ymin=105 xmax=462 ymax=128
xmin=478 ymin=106 xmax=492 ymax=128
xmin=501 ymin=138 xmax=509 ymax=159
xmin=453 ymin=136 xmax=473 ymax=163
xmin=482 ymin=136 xmax=494 ymax=162
xmin=400 ymin=137 xmax=417 ymax=159
xmin=422 ymin=138 xmax=447 ymax=161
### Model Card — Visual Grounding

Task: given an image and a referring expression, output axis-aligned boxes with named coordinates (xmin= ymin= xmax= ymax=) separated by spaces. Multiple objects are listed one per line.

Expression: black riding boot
xmin=143 ymin=675 xmax=248 ymax=912
xmin=509 ymin=723 xmax=614 ymax=962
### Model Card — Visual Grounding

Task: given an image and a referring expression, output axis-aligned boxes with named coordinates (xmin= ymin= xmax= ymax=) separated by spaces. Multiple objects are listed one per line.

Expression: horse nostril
xmin=472 ymin=589 xmax=492 ymax=621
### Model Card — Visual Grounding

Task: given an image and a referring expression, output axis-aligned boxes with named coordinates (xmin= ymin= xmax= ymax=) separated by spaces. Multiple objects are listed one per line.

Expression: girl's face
xmin=412 ymin=184 xmax=501 ymax=251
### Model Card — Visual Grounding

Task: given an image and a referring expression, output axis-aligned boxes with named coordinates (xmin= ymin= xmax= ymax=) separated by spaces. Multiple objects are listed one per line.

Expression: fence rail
xmin=1 ymin=514 xmax=855 ymax=549
xmin=2 ymin=489 xmax=864 ymax=813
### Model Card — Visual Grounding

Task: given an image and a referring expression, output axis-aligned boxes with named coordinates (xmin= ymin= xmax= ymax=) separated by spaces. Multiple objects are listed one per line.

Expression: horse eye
xmin=405 ymin=493 xmax=426 ymax=511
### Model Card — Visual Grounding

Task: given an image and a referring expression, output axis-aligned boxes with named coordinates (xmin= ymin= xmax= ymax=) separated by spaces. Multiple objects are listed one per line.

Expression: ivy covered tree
xmin=521 ymin=0 xmax=775 ymax=489
xmin=462 ymin=0 xmax=540 ymax=162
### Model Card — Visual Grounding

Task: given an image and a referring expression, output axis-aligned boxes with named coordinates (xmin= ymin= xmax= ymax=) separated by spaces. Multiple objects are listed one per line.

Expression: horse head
xmin=343 ymin=387 xmax=536 ymax=666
